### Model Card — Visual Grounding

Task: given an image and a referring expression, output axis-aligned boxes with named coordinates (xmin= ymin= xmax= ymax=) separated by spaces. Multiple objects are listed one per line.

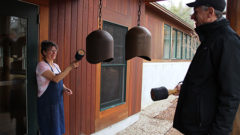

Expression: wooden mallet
xmin=75 ymin=49 xmax=85 ymax=61
xmin=151 ymin=86 xmax=178 ymax=101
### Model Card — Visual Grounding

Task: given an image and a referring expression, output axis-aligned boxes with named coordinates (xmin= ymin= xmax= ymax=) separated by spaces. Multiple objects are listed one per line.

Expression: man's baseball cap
xmin=186 ymin=0 xmax=226 ymax=12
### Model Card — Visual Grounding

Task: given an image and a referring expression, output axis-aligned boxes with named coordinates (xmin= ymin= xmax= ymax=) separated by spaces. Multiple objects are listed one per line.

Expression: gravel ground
xmin=116 ymin=95 xmax=183 ymax=135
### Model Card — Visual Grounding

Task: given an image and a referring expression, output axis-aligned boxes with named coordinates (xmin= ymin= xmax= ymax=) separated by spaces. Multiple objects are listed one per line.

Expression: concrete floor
xmin=117 ymin=95 xmax=183 ymax=135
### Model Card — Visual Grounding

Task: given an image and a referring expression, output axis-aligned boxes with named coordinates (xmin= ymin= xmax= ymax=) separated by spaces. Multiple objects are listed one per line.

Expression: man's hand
xmin=173 ymin=82 xmax=182 ymax=96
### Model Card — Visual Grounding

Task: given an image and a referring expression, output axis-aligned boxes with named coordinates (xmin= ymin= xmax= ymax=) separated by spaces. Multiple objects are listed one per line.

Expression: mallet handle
xmin=168 ymin=88 xmax=178 ymax=95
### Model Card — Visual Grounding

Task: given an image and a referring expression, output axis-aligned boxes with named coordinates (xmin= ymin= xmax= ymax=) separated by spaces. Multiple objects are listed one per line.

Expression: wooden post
xmin=227 ymin=0 xmax=240 ymax=35
xmin=227 ymin=0 xmax=240 ymax=134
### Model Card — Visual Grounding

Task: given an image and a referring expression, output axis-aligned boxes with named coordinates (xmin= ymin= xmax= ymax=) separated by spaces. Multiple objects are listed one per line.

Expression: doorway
xmin=0 ymin=1 xmax=38 ymax=134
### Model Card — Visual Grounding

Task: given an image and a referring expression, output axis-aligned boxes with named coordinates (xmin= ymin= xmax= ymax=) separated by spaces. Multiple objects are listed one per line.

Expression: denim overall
xmin=37 ymin=61 xmax=65 ymax=135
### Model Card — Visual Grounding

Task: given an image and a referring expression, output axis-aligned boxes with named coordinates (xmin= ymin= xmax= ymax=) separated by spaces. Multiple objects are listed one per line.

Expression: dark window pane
xmin=182 ymin=34 xmax=187 ymax=59
xmin=172 ymin=29 xmax=177 ymax=59
xmin=100 ymin=66 xmax=125 ymax=109
xmin=0 ymin=16 xmax=27 ymax=135
xmin=186 ymin=35 xmax=190 ymax=59
xmin=189 ymin=36 xmax=192 ymax=59
xmin=102 ymin=21 xmax=127 ymax=64
xmin=163 ymin=24 xmax=171 ymax=59
xmin=176 ymin=31 xmax=182 ymax=59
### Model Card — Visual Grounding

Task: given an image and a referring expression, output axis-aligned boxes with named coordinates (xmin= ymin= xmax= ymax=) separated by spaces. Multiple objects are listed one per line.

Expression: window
xmin=191 ymin=39 xmax=197 ymax=58
xmin=172 ymin=29 xmax=177 ymax=59
xmin=171 ymin=29 xmax=183 ymax=59
xmin=163 ymin=24 xmax=171 ymax=59
xmin=0 ymin=47 xmax=3 ymax=67
xmin=182 ymin=34 xmax=187 ymax=59
xmin=186 ymin=35 xmax=192 ymax=59
xmin=177 ymin=31 xmax=183 ymax=59
xmin=163 ymin=24 xmax=197 ymax=60
xmin=100 ymin=21 xmax=127 ymax=111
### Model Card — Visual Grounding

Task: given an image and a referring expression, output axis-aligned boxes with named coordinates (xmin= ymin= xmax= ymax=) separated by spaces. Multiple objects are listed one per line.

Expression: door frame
xmin=0 ymin=1 xmax=39 ymax=134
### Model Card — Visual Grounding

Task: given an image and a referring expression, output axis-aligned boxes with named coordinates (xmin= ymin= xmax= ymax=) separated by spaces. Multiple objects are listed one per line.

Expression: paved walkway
xmin=117 ymin=95 xmax=183 ymax=135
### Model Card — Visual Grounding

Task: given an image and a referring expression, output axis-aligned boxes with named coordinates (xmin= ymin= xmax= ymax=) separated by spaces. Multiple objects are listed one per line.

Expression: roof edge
xmin=147 ymin=2 xmax=195 ymax=30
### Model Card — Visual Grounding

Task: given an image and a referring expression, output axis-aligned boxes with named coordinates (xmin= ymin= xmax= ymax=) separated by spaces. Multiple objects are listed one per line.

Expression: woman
xmin=36 ymin=40 xmax=79 ymax=135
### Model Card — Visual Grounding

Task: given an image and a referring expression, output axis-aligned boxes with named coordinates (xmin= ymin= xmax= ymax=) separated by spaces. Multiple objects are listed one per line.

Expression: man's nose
xmin=191 ymin=14 xmax=195 ymax=20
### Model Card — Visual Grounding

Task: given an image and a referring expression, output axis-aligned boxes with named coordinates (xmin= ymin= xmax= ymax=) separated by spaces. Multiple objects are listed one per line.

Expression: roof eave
xmin=147 ymin=2 xmax=195 ymax=31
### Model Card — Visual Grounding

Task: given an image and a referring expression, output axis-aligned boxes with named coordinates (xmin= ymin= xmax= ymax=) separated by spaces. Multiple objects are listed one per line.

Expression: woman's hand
xmin=64 ymin=87 xmax=73 ymax=95
xmin=71 ymin=61 xmax=80 ymax=69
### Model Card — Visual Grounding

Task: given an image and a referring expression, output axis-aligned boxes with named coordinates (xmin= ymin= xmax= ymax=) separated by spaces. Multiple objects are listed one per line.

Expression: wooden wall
xmin=48 ymin=0 xmax=98 ymax=134
xmin=95 ymin=0 xmax=144 ymax=131
xmin=145 ymin=4 xmax=194 ymax=60
xmin=227 ymin=0 xmax=240 ymax=35
xmin=48 ymin=0 xmax=143 ymax=134
xmin=227 ymin=0 xmax=240 ymax=134
xmin=22 ymin=0 xmax=196 ymax=134
xmin=23 ymin=0 xmax=144 ymax=134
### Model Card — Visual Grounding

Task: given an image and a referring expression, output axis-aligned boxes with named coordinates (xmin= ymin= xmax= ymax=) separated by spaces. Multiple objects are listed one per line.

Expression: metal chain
xmin=99 ymin=0 xmax=103 ymax=30
xmin=137 ymin=0 xmax=142 ymax=26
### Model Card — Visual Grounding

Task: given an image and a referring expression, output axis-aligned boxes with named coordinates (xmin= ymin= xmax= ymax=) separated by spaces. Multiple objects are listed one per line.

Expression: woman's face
xmin=44 ymin=46 xmax=57 ymax=60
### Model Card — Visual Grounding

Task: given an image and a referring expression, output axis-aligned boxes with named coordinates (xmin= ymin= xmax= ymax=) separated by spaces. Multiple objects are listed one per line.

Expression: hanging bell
xmin=86 ymin=30 xmax=114 ymax=64
xmin=125 ymin=26 xmax=151 ymax=61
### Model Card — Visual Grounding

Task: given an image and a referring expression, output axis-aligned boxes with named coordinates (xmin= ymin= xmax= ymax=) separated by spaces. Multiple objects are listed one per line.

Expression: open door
xmin=0 ymin=1 xmax=38 ymax=134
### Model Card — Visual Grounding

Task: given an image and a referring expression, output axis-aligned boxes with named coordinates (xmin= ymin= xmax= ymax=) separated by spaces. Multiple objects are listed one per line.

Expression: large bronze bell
xmin=86 ymin=30 xmax=114 ymax=64
xmin=125 ymin=26 xmax=151 ymax=61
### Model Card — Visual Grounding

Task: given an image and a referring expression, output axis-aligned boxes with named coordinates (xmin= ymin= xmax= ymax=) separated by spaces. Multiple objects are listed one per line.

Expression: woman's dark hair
xmin=41 ymin=40 xmax=58 ymax=57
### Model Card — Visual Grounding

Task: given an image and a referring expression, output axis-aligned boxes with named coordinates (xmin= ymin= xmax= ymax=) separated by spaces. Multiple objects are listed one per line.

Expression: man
xmin=173 ymin=0 xmax=240 ymax=135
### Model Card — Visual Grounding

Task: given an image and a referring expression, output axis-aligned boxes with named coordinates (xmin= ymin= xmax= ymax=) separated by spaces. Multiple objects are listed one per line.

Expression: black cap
xmin=187 ymin=0 xmax=226 ymax=12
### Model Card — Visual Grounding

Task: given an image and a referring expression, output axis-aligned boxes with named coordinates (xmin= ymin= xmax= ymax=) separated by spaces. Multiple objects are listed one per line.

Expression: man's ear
xmin=208 ymin=7 xmax=215 ymax=18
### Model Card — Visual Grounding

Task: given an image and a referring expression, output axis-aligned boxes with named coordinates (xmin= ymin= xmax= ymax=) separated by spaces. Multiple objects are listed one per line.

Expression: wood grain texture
xmin=227 ymin=0 xmax=240 ymax=135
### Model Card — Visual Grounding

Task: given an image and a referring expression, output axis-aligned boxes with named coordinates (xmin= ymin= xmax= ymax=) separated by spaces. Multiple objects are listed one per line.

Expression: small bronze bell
xmin=125 ymin=26 xmax=151 ymax=61
xmin=86 ymin=30 xmax=114 ymax=64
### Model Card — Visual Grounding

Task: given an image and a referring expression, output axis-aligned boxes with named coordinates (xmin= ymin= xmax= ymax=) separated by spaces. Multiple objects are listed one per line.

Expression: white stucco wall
xmin=141 ymin=62 xmax=191 ymax=109
xmin=92 ymin=113 xmax=139 ymax=135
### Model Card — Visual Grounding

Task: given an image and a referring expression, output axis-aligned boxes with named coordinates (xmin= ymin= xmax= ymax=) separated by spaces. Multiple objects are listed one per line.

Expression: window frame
xmin=163 ymin=24 xmax=172 ymax=59
xmin=100 ymin=21 xmax=128 ymax=111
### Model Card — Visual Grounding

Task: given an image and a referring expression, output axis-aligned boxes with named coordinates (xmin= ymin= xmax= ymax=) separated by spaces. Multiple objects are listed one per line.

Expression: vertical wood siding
xmin=95 ymin=0 xmax=144 ymax=131
xmin=145 ymin=6 xmax=194 ymax=60
xmin=227 ymin=0 xmax=240 ymax=36
xmin=227 ymin=0 xmax=240 ymax=134
xmin=49 ymin=0 xmax=97 ymax=134
xmin=28 ymin=0 xmax=145 ymax=134
xmin=49 ymin=0 xmax=143 ymax=134
xmin=101 ymin=0 xmax=144 ymax=116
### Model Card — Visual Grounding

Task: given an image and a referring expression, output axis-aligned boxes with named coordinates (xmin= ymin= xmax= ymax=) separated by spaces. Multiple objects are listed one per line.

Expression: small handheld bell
xmin=75 ymin=49 xmax=85 ymax=61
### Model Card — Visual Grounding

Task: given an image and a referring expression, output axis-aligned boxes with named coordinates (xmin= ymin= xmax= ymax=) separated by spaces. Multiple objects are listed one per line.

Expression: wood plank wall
xmin=95 ymin=0 xmax=144 ymax=131
xmin=227 ymin=0 xmax=240 ymax=35
xmin=23 ymin=0 xmax=145 ymax=134
xmin=23 ymin=0 xmax=239 ymax=134
xmin=49 ymin=0 xmax=98 ymax=134
xmin=227 ymin=0 xmax=240 ymax=134
xmin=49 ymin=0 xmax=143 ymax=134
xmin=145 ymin=5 xmax=194 ymax=60
xmin=101 ymin=0 xmax=144 ymax=116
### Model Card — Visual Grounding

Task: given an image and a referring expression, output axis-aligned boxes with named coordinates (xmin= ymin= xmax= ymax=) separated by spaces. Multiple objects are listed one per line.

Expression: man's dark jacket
xmin=173 ymin=18 xmax=240 ymax=135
